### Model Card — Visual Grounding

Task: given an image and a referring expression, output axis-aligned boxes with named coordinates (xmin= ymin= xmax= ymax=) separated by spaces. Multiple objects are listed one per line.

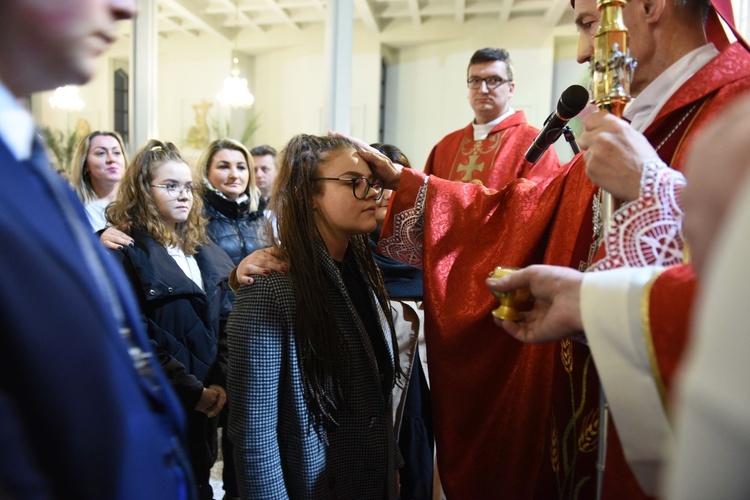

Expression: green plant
xmin=40 ymin=126 xmax=78 ymax=173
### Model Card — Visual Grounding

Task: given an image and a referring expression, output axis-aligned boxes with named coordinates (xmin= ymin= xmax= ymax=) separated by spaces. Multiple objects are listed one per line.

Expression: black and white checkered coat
xmin=227 ymin=241 xmax=400 ymax=499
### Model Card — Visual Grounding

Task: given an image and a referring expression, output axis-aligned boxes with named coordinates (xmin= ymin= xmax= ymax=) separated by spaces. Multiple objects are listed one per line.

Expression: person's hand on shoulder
xmin=230 ymin=247 xmax=289 ymax=289
xmin=100 ymin=226 xmax=134 ymax=251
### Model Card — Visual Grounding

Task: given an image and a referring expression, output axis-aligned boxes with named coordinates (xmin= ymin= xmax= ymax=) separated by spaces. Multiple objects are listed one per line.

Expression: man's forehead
xmin=253 ymin=154 xmax=275 ymax=165
xmin=468 ymin=60 xmax=508 ymax=75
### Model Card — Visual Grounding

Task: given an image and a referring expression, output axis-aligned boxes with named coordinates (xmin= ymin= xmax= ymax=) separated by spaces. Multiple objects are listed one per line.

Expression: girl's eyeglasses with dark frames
xmin=311 ymin=176 xmax=386 ymax=201
xmin=150 ymin=182 xmax=195 ymax=198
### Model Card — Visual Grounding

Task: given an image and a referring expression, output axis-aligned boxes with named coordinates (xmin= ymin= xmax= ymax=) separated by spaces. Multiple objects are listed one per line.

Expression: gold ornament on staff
xmin=591 ymin=0 xmax=637 ymax=234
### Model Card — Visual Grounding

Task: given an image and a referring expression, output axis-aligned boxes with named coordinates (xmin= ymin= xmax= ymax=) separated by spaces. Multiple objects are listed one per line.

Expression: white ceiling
xmin=134 ymin=0 xmax=576 ymax=50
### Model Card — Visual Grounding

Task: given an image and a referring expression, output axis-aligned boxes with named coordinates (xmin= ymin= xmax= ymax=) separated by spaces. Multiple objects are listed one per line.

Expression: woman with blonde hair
xmin=106 ymin=139 xmax=235 ymax=500
xmin=70 ymin=130 xmax=127 ymax=231
xmin=227 ymin=134 xmax=402 ymax=499
xmin=194 ymin=138 xmax=272 ymax=499
xmin=199 ymin=138 xmax=271 ymax=265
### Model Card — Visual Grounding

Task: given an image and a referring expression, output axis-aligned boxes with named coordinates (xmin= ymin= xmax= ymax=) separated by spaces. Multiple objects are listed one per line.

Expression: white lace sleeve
xmin=589 ymin=160 xmax=686 ymax=272
xmin=377 ymin=177 xmax=429 ymax=269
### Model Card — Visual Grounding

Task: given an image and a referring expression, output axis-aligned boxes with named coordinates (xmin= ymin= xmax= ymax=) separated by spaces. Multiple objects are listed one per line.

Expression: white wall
xmin=551 ymin=36 xmax=591 ymax=163
xmin=250 ymin=24 xmax=383 ymax=152
xmin=35 ymin=60 xmax=114 ymax=136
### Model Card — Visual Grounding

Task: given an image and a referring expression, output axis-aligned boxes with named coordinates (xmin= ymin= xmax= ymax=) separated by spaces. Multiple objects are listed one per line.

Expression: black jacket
xmin=111 ymin=230 xmax=235 ymax=410
xmin=203 ymin=190 xmax=271 ymax=265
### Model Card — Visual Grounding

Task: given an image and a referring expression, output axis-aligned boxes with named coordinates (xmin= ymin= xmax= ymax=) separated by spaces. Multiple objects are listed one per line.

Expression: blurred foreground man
xmin=0 ymin=1 xmax=193 ymax=498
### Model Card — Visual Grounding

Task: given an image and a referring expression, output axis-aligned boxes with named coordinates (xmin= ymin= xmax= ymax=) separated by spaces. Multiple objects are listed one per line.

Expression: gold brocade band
xmin=682 ymin=241 xmax=691 ymax=264
xmin=641 ymin=267 xmax=672 ymax=422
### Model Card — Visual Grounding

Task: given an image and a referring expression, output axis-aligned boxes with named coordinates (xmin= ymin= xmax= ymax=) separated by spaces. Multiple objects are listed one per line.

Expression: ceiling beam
xmin=261 ymin=0 xmax=301 ymax=31
xmin=511 ymin=0 xmax=549 ymax=13
xmin=455 ymin=0 xmax=466 ymax=23
xmin=158 ymin=14 xmax=199 ymax=38
xmin=407 ymin=0 xmax=422 ymax=25
xmin=205 ymin=0 xmax=265 ymax=33
xmin=543 ymin=0 xmax=571 ymax=26
xmin=160 ymin=0 xmax=231 ymax=41
xmin=308 ymin=0 xmax=326 ymax=13
xmin=354 ymin=0 xmax=380 ymax=32
xmin=499 ymin=0 xmax=514 ymax=21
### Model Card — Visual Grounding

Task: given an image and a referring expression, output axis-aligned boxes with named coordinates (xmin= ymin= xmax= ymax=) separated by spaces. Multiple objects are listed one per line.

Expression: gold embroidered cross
xmin=457 ymin=154 xmax=485 ymax=182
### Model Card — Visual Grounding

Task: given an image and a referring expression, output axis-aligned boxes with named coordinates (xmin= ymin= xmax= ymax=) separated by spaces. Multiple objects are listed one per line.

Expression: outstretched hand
xmin=328 ymin=130 xmax=403 ymax=190
xmin=486 ymin=265 xmax=585 ymax=344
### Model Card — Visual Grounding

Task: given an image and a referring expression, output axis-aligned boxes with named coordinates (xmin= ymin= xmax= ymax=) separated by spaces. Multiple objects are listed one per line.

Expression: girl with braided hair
xmin=226 ymin=134 xmax=403 ymax=499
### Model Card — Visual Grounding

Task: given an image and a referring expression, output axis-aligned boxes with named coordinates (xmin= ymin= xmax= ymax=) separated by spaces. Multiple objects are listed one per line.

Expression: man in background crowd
xmin=250 ymin=144 xmax=278 ymax=207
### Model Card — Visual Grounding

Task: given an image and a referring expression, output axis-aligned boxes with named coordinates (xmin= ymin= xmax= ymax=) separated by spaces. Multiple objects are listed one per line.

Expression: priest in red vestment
xmin=363 ymin=0 xmax=750 ymax=497
xmin=424 ymin=47 xmax=559 ymax=189
xmin=489 ymin=90 xmax=750 ymax=498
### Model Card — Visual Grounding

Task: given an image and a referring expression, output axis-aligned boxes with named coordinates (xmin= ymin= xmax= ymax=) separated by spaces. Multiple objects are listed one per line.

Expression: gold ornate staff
xmin=591 ymin=0 xmax=637 ymax=236
xmin=589 ymin=1 xmax=637 ymax=498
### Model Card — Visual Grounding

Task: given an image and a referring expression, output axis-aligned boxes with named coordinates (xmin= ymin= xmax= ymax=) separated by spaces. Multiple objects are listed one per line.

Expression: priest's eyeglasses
xmin=151 ymin=182 xmax=195 ymax=198
xmin=467 ymin=76 xmax=511 ymax=90
xmin=312 ymin=176 xmax=386 ymax=201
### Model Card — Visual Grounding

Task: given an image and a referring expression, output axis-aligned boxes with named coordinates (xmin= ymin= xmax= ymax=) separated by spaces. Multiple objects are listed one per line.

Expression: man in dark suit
xmin=0 ymin=1 xmax=193 ymax=498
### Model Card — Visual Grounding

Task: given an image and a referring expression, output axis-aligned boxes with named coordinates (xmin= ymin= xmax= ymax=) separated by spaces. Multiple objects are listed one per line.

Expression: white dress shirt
xmin=0 ymin=80 xmax=35 ymax=161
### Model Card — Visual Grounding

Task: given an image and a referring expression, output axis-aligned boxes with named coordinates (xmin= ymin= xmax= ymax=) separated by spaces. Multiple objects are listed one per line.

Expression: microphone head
xmin=558 ymin=84 xmax=589 ymax=120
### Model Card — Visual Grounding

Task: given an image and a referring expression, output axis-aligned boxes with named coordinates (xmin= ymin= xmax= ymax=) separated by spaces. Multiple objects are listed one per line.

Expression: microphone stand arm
xmin=562 ymin=126 xmax=580 ymax=155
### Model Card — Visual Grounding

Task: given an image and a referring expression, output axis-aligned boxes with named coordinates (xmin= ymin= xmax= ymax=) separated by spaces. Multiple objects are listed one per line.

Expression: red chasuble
xmin=380 ymin=43 xmax=750 ymax=499
xmin=424 ymin=111 xmax=560 ymax=189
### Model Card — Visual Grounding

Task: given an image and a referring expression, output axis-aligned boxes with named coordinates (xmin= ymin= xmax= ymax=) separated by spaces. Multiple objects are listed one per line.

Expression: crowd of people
xmin=3 ymin=0 xmax=750 ymax=498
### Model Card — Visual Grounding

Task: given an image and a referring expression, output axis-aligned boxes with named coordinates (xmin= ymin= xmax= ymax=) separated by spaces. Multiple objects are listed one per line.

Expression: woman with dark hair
xmin=70 ymin=130 xmax=127 ymax=231
xmin=106 ymin=140 xmax=235 ymax=500
xmin=227 ymin=134 xmax=402 ymax=499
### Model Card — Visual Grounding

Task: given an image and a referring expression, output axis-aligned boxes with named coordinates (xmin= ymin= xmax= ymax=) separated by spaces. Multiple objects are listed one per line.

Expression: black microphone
xmin=525 ymin=84 xmax=589 ymax=163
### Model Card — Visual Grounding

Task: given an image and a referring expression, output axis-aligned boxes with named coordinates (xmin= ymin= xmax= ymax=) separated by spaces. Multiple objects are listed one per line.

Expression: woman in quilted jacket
xmin=199 ymin=138 xmax=272 ymax=266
